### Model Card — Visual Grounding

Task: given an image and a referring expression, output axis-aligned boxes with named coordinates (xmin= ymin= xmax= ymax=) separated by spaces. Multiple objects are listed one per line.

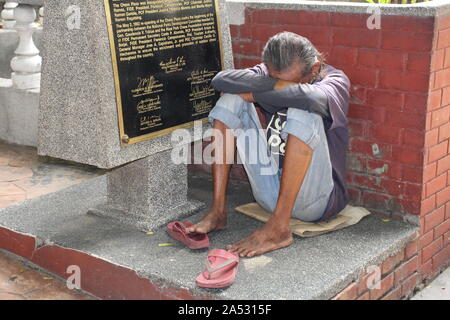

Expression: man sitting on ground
xmin=186 ymin=31 xmax=351 ymax=258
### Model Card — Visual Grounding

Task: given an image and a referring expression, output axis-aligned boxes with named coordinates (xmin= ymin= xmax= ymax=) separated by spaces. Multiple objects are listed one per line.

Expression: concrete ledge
xmin=0 ymin=172 xmax=418 ymax=300
xmin=227 ymin=0 xmax=450 ymax=20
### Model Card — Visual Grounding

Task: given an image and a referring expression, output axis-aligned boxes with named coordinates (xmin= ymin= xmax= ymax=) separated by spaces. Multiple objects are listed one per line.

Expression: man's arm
xmin=211 ymin=69 xmax=277 ymax=94
xmin=253 ymin=82 xmax=329 ymax=118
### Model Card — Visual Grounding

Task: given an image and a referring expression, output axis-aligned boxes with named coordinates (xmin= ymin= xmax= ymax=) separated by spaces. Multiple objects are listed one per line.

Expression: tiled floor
xmin=0 ymin=140 xmax=105 ymax=299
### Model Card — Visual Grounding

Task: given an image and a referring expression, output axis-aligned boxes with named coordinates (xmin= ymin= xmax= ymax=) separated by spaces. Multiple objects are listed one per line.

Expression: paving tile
xmin=0 ymin=166 xmax=33 ymax=182
xmin=0 ymin=182 xmax=27 ymax=196
xmin=0 ymin=194 xmax=27 ymax=208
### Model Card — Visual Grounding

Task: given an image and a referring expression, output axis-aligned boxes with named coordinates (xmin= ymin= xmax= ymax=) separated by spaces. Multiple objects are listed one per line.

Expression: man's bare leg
xmin=226 ymin=134 xmax=313 ymax=257
xmin=185 ymin=120 xmax=235 ymax=234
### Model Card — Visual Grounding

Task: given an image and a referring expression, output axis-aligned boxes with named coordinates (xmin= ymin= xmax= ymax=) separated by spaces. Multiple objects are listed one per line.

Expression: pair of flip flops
xmin=166 ymin=221 xmax=239 ymax=288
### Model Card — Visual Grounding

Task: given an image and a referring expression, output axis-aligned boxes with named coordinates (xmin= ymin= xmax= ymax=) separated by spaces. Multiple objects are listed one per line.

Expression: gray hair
xmin=262 ymin=32 xmax=323 ymax=77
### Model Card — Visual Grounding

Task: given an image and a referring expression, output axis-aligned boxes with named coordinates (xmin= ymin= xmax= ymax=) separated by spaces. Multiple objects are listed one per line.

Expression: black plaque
xmin=104 ymin=0 xmax=224 ymax=145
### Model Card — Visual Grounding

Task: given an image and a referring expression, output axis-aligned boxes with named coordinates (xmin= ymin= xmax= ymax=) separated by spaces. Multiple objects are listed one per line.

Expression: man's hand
xmin=238 ymin=92 xmax=255 ymax=102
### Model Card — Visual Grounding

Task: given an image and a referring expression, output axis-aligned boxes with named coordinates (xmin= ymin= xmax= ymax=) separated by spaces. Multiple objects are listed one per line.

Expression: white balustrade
xmin=1 ymin=1 xmax=18 ymax=29
xmin=10 ymin=3 xmax=41 ymax=89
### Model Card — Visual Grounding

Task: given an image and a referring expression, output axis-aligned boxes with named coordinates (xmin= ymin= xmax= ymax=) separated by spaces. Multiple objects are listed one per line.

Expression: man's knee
xmin=214 ymin=93 xmax=249 ymax=117
xmin=282 ymin=108 xmax=323 ymax=149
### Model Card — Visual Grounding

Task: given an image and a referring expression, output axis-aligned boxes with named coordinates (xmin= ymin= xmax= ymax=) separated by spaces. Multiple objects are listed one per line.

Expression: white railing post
xmin=1 ymin=1 xmax=18 ymax=29
xmin=38 ymin=6 xmax=43 ymax=26
xmin=10 ymin=4 xmax=41 ymax=90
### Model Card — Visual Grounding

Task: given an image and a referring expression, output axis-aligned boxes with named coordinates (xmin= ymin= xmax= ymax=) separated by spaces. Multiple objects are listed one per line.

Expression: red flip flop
xmin=196 ymin=249 xmax=239 ymax=288
xmin=166 ymin=221 xmax=210 ymax=250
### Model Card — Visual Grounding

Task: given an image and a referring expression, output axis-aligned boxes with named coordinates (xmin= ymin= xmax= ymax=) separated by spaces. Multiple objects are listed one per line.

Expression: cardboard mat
xmin=235 ymin=203 xmax=371 ymax=237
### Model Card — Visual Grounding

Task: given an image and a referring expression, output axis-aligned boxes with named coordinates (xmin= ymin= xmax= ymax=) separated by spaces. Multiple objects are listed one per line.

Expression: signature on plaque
xmin=131 ymin=75 xmax=164 ymax=98
xmin=160 ymin=56 xmax=186 ymax=74
xmin=137 ymin=96 xmax=161 ymax=113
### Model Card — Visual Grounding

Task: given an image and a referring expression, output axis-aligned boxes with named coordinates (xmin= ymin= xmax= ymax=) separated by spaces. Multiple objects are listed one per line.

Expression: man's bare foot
xmin=185 ymin=209 xmax=227 ymax=234
xmin=226 ymin=221 xmax=293 ymax=258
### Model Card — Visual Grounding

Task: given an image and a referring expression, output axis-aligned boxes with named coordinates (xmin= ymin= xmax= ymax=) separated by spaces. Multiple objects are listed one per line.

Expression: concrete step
xmin=0 ymin=171 xmax=418 ymax=300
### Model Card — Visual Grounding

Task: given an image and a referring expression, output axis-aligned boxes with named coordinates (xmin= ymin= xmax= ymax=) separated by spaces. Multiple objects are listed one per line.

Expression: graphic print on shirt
xmin=266 ymin=110 xmax=287 ymax=168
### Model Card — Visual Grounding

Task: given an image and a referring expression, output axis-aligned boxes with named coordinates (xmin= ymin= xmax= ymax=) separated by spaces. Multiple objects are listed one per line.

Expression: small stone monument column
xmin=37 ymin=0 xmax=233 ymax=231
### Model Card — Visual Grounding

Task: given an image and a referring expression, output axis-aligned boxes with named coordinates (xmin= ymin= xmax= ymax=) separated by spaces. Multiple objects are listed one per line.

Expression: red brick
xmin=333 ymin=282 xmax=358 ymax=300
xmin=232 ymin=40 xmax=261 ymax=57
xmin=381 ymin=286 xmax=402 ymax=300
xmin=419 ymin=230 xmax=434 ymax=250
xmin=439 ymin=122 xmax=450 ymax=142
xmin=348 ymin=120 xmax=365 ymax=137
xmin=428 ymin=140 xmax=448 ymax=163
xmin=434 ymin=218 xmax=450 ymax=239
xmin=229 ymin=25 xmax=239 ymax=38
xmin=402 ymin=166 xmax=422 ymax=184
xmin=396 ymin=198 xmax=421 ymax=215
xmin=420 ymin=194 xmax=436 ymax=214
xmin=382 ymin=250 xmax=405 ymax=276
xmin=357 ymin=49 xmax=376 ymax=67
xmin=407 ymin=52 xmax=431 ymax=73
xmin=377 ymin=51 xmax=405 ymax=71
xmin=240 ymin=57 xmax=261 ymax=68
xmin=419 ymin=258 xmax=433 ymax=276
xmin=348 ymin=187 xmax=362 ymax=204
xmin=251 ymin=9 xmax=277 ymax=24
xmin=437 ymin=28 xmax=450 ymax=50
xmin=437 ymin=155 xmax=450 ymax=175
xmin=404 ymin=93 xmax=428 ymax=115
xmin=403 ymin=130 xmax=425 ymax=148
xmin=392 ymin=147 xmax=423 ymax=166
xmin=330 ymin=12 xmax=368 ymax=27
xmin=436 ymin=187 xmax=450 ymax=208
xmin=369 ymin=273 xmax=395 ymax=300
xmin=404 ymin=183 xmax=422 ymax=202
xmin=401 ymin=273 xmax=419 ymax=299
xmin=425 ymin=173 xmax=447 ymax=197
xmin=330 ymin=46 xmax=358 ymax=66
xmin=239 ymin=24 xmax=252 ymax=39
xmin=367 ymin=90 xmax=403 ymax=109
xmin=421 ymin=236 xmax=444 ymax=263
xmin=436 ymin=15 xmax=450 ymax=30
xmin=383 ymin=179 xmax=405 ymax=196
xmin=348 ymin=103 xmax=369 ymax=120
xmin=333 ymin=28 xmax=380 ymax=49
xmin=443 ymin=86 xmax=450 ymax=106
xmin=357 ymin=292 xmax=370 ymax=300
xmin=405 ymin=240 xmax=419 ymax=259
xmin=423 ymin=162 xmax=437 ymax=183
xmin=434 ymin=69 xmax=450 ymax=89
xmin=387 ymin=111 xmax=425 ymax=131
xmin=445 ymin=47 xmax=450 ymax=69
xmin=362 ymin=190 xmax=391 ymax=211
xmin=431 ymin=107 xmax=450 ymax=129
xmin=381 ymin=31 xmax=432 ymax=52
xmin=290 ymin=25 xmax=332 ymax=46
xmin=281 ymin=10 xmax=330 ymax=26
xmin=432 ymin=246 xmax=450 ymax=273
xmin=447 ymin=202 xmax=450 ymax=219
xmin=428 ymin=89 xmax=442 ymax=111
xmin=350 ymin=86 xmax=367 ymax=105
xmin=381 ymin=16 xmax=434 ymax=34
xmin=349 ymin=139 xmax=370 ymax=156
xmin=425 ymin=128 xmax=440 ymax=148
xmin=369 ymin=125 xmax=402 ymax=144
xmin=431 ymin=49 xmax=445 ymax=71
xmin=367 ymin=106 xmax=386 ymax=123
xmin=379 ymin=70 xmax=429 ymax=93
xmin=352 ymin=173 xmax=383 ymax=192
xmin=345 ymin=68 xmax=378 ymax=87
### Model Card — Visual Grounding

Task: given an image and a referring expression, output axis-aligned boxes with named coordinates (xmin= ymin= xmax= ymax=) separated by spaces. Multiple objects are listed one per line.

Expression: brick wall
xmin=190 ymin=6 xmax=449 ymax=299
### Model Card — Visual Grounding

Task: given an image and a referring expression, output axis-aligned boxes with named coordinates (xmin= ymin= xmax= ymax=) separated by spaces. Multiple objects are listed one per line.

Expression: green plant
xmin=365 ymin=0 xmax=431 ymax=4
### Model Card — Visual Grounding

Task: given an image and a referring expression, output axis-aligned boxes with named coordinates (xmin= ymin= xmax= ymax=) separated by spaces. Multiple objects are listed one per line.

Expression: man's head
xmin=262 ymin=32 xmax=323 ymax=84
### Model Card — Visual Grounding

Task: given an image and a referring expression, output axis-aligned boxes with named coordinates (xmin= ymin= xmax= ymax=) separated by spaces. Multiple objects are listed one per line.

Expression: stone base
xmin=87 ymin=199 xmax=205 ymax=232
xmin=86 ymin=149 xmax=205 ymax=231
